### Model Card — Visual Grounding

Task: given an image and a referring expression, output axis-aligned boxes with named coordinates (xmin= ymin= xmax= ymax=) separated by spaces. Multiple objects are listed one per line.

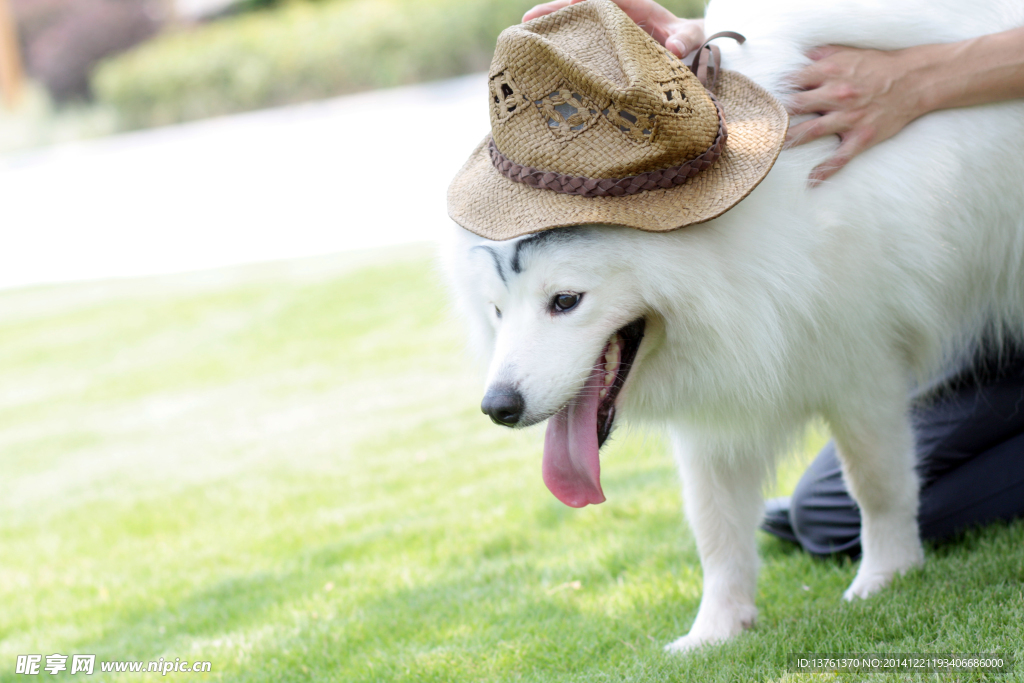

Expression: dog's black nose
xmin=481 ymin=386 xmax=524 ymax=427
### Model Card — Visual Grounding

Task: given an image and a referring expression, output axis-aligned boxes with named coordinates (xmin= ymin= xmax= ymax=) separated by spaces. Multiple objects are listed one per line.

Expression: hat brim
xmin=448 ymin=70 xmax=788 ymax=241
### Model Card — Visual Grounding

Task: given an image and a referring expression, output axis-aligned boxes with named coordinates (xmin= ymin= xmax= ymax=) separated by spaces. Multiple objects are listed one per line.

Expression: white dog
xmin=446 ymin=0 xmax=1024 ymax=651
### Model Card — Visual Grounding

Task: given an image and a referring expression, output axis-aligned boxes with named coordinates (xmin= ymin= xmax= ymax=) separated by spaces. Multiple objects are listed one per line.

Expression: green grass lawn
xmin=1 ymin=245 xmax=1021 ymax=682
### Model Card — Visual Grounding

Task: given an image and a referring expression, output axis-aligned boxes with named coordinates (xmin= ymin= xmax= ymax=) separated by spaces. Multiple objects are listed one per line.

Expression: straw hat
xmin=447 ymin=0 xmax=788 ymax=241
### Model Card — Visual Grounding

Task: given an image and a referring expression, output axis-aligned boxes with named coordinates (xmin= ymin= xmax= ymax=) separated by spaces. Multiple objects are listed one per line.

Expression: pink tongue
xmin=543 ymin=364 xmax=606 ymax=507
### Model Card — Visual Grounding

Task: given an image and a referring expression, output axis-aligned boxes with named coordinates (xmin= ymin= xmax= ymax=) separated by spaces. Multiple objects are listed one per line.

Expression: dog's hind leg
xmin=664 ymin=431 xmax=766 ymax=652
xmin=826 ymin=387 xmax=925 ymax=601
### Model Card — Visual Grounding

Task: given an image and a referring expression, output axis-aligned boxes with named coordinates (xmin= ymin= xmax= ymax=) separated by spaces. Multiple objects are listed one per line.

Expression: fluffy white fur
xmin=445 ymin=0 xmax=1024 ymax=652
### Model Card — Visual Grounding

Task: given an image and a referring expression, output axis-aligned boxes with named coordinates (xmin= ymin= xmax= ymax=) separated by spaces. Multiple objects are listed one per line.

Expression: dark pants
xmin=787 ymin=345 xmax=1024 ymax=557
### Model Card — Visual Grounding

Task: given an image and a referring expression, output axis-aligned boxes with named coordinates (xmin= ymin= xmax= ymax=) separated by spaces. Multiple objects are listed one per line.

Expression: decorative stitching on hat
xmin=490 ymin=71 xmax=528 ymax=123
xmin=602 ymin=106 xmax=656 ymax=145
xmin=534 ymin=88 xmax=601 ymax=141
xmin=657 ymin=78 xmax=695 ymax=116
xmin=490 ymin=94 xmax=727 ymax=198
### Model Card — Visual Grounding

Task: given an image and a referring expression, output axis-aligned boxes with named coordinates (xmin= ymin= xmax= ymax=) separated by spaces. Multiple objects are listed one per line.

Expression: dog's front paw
xmin=843 ymin=570 xmax=894 ymax=600
xmin=843 ymin=548 xmax=924 ymax=601
xmin=663 ymin=633 xmax=720 ymax=654
xmin=663 ymin=602 xmax=756 ymax=654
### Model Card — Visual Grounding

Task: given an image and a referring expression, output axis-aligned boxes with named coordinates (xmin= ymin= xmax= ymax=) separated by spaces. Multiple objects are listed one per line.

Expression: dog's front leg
xmin=827 ymin=391 xmax=925 ymax=601
xmin=665 ymin=430 xmax=765 ymax=653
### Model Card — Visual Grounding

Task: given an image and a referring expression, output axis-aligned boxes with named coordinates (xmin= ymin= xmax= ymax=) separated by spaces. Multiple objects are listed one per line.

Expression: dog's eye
xmin=493 ymin=305 xmax=502 ymax=319
xmin=553 ymin=292 xmax=581 ymax=312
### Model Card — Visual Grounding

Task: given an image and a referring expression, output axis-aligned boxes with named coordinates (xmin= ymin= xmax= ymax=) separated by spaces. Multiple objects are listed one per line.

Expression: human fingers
xmin=807 ymin=128 xmax=871 ymax=186
xmin=788 ymin=60 xmax=829 ymax=92
xmin=522 ymin=0 xmax=574 ymax=22
xmin=806 ymin=45 xmax=843 ymax=61
xmin=665 ymin=20 xmax=705 ymax=58
xmin=785 ymin=112 xmax=849 ymax=148
xmin=789 ymin=46 xmax=858 ymax=91
xmin=787 ymin=80 xmax=863 ymax=115
xmin=614 ymin=0 xmax=680 ymax=32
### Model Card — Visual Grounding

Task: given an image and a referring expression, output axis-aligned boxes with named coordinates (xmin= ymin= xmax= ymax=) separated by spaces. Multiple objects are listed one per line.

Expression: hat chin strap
xmin=688 ymin=31 xmax=747 ymax=91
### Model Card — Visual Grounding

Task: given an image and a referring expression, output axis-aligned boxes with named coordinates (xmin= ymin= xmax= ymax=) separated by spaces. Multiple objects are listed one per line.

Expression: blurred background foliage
xmin=93 ymin=0 xmax=540 ymax=128
xmin=10 ymin=0 xmax=160 ymax=102
xmin=3 ymin=0 xmax=704 ymax=141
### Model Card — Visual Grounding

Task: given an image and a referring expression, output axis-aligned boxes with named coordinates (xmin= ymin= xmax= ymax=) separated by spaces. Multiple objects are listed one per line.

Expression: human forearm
xmin=910 ymin=26 xmax=1024 ymax=116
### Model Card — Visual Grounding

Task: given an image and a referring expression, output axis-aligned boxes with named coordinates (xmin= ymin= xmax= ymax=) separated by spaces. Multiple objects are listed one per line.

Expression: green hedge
xmin=93 ymin=0 xmax=705 ymax=129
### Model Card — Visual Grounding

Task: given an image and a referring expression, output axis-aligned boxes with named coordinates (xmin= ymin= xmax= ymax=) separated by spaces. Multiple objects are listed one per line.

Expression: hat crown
xmin=488 ymin=0 xmax=720 ymax=178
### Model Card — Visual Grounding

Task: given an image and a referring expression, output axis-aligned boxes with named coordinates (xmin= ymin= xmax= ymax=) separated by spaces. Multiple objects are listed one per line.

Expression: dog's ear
xmin=442 ymin=229 xmax=499 ymax=366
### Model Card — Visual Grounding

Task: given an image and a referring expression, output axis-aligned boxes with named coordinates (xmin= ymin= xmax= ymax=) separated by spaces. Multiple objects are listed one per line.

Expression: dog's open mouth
xmin=542 ymin=318 xmax=645 ymax=508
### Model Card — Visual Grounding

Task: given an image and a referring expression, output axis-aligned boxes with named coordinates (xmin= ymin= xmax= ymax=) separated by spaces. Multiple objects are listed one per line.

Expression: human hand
xmin=523 ymin=0 xmax=705 ymax=58
xmin=785 ymin=45 xmax=930 ymax=185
